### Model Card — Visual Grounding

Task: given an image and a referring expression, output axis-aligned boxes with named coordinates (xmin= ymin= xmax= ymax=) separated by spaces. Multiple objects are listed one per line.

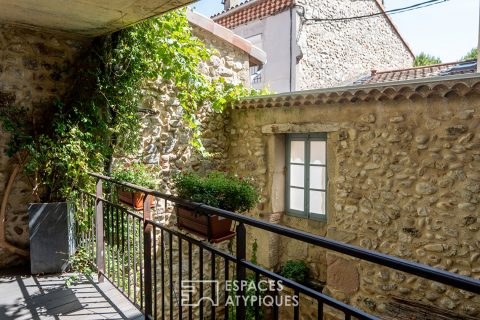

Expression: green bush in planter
xmin=174 ymin=171 xmax=259 ymax=212
xmin=110 ymin=162 xmax=156 ymax=189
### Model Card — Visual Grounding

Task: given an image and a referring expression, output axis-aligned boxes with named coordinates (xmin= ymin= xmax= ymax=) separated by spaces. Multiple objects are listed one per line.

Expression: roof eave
xmin=187 ymin=10 xmax=267 ymax=65
xmin=235 ymin=73 xmax=480 ymax=108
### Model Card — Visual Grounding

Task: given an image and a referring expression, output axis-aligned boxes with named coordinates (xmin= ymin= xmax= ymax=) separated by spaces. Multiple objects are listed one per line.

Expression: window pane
xmin=290 ymin=164 xmax=304 ymax=187
xmin=310 ymin=166 xmax=326 ymax=190
xmin=290 ymin=188 xmax=304 ymax=211
xmin=290 ymin=141 xmax=305 ymax=164
xmin=310 ymin=141 xmax=326 ymax=165
xmin=310 ymin=190 xmax=326 ymax=215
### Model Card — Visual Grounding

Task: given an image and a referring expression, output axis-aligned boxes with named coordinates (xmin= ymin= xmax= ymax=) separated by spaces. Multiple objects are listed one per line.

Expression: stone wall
xmin=123 ymin=24 xmax=250 ymax=195
xmin=225 ymin=78 xmax=480 ymax=318
xmin=0 ymin=25 xmax=86 ymax=268
xmin=296 ymin=0 xmax=414 ymax=90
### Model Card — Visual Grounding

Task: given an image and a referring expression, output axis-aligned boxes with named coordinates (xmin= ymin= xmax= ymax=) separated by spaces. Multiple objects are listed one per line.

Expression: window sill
xmin=284 ymin=211 xmax=327 ymax=223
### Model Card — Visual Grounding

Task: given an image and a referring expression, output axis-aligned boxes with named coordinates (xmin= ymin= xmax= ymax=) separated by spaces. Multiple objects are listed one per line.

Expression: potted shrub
xmin=111 ymin=162 xmax=156 ymax=210
xmin=174 ymin=171 xmax=259 ymax=242
xmin=23 ymin=124 xmax=100 ymax=274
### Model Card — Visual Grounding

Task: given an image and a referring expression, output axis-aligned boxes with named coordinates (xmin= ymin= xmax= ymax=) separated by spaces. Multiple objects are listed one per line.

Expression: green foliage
xmin=65 ymin=247 xmax=96 ymax=286
xmin=73 ymin=191 xmax=96 ymax=235
xmin=0 ymin=9 xmax=264 ymax=202
xmin=110 ymin=162 xmax=156 ymax=189
xmin=414 ymin=52 xmax=442 ymax=67
xmin=461 ymin=48 xmax=478 ymax=61
xmin=91 ymin=9 xmax=262 ymax=154
xmin=280 ymin=260 xmax=310 ymax=284
xmin=251 ymin=239 xmax=258 ymax=265
xmin=174 ymin=171 xmax=259 ymax=212
xmin=0 ymin=100 xmax=103 ymax=202
xmin=25 ymin=112 xmax=103 ymax=202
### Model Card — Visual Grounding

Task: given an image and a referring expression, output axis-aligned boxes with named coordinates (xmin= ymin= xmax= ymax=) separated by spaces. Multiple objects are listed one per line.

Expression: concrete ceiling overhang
xmin=0 ymin=0 xmax=196 ymax=37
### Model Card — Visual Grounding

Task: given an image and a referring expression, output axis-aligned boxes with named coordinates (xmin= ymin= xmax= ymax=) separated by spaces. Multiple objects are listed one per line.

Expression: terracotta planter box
xmin=118 ymin=190 xmax=154 ymax=210
xmin=176 ymin=205 xmax=235 ymax=243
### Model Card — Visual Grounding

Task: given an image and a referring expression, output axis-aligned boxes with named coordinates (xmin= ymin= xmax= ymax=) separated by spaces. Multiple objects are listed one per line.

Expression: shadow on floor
xmin=0 ymin=267 xmax=143 ymax=320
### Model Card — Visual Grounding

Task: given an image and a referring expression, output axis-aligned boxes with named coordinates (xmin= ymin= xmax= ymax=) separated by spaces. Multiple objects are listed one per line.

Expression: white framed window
xmin=250 ymin=65 xmax=262 ymax=84
xmin=286 ymin=133 xmax=327 ymax=220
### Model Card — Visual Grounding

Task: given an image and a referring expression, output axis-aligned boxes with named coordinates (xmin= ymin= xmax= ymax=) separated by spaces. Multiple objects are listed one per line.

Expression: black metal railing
xmin=75 ymin=172 xmax=480 ymax=320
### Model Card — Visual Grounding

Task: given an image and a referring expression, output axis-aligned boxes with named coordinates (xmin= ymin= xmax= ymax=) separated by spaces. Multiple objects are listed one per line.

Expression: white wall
xmin=233 ymin=9 xmax=298 ymax=93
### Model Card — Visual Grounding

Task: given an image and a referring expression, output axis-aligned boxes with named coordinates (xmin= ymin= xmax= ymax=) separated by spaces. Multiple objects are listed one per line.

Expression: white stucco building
xmin=213 ymin=0 xmax=414 ymax=93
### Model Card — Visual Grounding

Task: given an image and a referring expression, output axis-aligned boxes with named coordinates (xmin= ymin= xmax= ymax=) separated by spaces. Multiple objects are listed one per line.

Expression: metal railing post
xmin=95 ymin=178 xmax=105 ymax=282
xmin=236 ymin=222 xmax=246 ymax=319
xmin=143 ymin=195 xmax=153 ymax=319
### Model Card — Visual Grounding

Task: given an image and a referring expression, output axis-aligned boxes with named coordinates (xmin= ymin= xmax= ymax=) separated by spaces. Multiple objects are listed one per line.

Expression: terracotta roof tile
xmin=235 ymin=74 xmax=480 ymax=110
xmin=354 ymin=60 xmax=477 ymax=85
xmin=212 ymin=0 xmax=294 ymax=29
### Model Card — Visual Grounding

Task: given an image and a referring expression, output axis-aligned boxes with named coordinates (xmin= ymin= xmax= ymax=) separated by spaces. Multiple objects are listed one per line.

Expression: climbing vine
xmin=81 ymin=8 xmax=260 ymax=158
xmin=0 ymin=9 xmax=263 ymax=203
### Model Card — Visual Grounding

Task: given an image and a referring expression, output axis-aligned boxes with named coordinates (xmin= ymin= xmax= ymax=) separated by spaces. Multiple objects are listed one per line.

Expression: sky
xmin=189 ymin=0 xmax=479 ymax=62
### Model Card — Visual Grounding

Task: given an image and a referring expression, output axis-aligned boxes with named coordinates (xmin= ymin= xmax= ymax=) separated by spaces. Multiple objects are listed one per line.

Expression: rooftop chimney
xmin=224 ymin=0 xmax=244 ymax=11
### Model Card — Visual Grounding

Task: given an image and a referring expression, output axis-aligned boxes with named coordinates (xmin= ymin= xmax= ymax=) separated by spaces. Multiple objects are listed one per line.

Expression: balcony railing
xmin=75 ymin=172 xmax=480 ymax=320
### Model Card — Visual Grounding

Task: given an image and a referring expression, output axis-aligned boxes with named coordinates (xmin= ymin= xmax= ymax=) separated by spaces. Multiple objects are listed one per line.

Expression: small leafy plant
xmin=0 ymin=101 xmax=103 ymax=202
xmin=65 ymin=247 xmax=96 ymax=286
xmin=174 ymin=171 xmax=259 ymax=212
xmin=280 ymin=260 xmax=310 ymax=284
xmin=110 ymin=162 xmax=156 ymax=189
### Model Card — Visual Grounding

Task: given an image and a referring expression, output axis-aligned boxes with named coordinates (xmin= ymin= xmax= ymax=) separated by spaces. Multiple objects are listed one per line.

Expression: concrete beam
xmin=0 ymin=0 xmax=196 ymax=37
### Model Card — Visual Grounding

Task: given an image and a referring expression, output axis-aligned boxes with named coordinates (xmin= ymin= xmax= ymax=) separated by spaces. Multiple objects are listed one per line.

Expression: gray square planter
xmin=28 ymin=202 xmax=75 ymax=274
